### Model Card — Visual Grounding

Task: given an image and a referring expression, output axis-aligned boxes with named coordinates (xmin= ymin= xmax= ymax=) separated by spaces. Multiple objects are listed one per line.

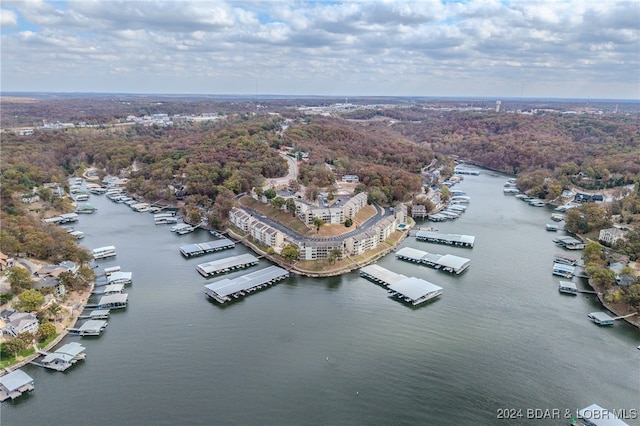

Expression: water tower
xmin=495 ymin=100 xmax=502 ymax=112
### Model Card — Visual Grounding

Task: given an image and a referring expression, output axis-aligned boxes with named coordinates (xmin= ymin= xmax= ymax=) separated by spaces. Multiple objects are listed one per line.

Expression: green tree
xmin=264 ymin=188 xmax=277 ymax=200
xmin=344 ymin=218 xmax=353 ymax=228
xmin=5 ymin=267 xmax=33 ymax=293
xmin=328 ymin=249 xmax=342 ymax=264
xmin=272 ymin=196 xmax=285 ymax=209
xmin=14 ymin=289 xmax=45 ymax=312
xmin=313 ymin=218 xmax=325 ymax=233
xmin=38 ymin=322 xmax=56 ymax=342
xmin=583 ymin=241 xmax=605 ymax=265
xmin=281 ymin=244 xmax=299 ymax=263
xmin=0 ymin=293 xmax=13 ymax=305
xmin=1 ymin=338 xmax=26 ymax=358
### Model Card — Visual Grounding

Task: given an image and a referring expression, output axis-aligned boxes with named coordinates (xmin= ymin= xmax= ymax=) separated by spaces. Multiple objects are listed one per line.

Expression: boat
xmin=546 ymin=224 xmax=559 ymax=232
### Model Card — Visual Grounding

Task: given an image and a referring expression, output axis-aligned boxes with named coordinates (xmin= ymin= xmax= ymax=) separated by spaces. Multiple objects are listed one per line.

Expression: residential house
xmin=3 ymin=312 xmax=39 ymax=337
xmin=599 ymin=227 xmax=626 ymax=246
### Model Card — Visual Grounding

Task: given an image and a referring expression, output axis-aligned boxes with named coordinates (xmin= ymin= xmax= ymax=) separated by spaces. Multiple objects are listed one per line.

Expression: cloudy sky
xmin=1 ymin=0 xmax=638 ymax=99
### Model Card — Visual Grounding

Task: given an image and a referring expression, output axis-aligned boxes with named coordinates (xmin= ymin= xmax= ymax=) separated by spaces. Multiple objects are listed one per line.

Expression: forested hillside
xmin=391 ymin=110 xmax=640 ymax=189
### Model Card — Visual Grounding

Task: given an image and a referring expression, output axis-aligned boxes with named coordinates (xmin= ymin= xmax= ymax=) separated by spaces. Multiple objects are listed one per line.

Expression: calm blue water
xmin=3 ymin=173 xmax=639 ymax=426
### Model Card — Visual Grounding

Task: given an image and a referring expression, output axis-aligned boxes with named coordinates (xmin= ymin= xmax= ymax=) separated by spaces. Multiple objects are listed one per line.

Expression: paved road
xmin=264 ymin=153 xmax=298 ymax=189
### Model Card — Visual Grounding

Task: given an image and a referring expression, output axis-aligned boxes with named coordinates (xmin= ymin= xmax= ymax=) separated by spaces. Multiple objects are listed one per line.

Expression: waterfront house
xmin=3 ymin=312 xmax=39 ymax=337
xmin=599 ymin=227 xmax=626 ymax=246
xmin=0 ymin=369 xmax=34 ymax=402
xmin=32 ymin=276 xmax=66 ymax=298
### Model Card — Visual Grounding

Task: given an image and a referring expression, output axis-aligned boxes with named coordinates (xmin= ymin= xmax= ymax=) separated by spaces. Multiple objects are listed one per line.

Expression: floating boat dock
xmin=78 ymin=309 xmax=110 ymax=320
xmin=553 ymin=263 xmax=576 ymax=278
xmin=554 ymin=236 xmax=586 ymax=250
xmin=395 ymin=247 xmax=470 ymax=275
xmin=171 ymin=223 xmax=195 ymax=235
xmin=204 ymin=265 xmax=289 ymax=304
xmin=553 ymin=253 xmax=578 ymax=266
xmin=415 ymin=230 xmax=475 ymax=248
xmin=359 ymin=264 xmax=443 ymax=306
xmin=197 ymin=253 xmax=259 ymax=277
xmin=558 ymin=281 xmax=578 ymax=295
xmin=86 ymin=293 xmax=128 ymax=310
xmin=104 ymin=266 xmax=121 ymax=276
xmin=0 ymin=369 xmax=34 ymax=402
xmin=34 ymin=342 xmax=86 ymax=372
xmin=92 ymin=283 xmax=125 ymax=295
xmin=68 ymin=319 xmax=108 ymax=336
xmin=588 ymin=312 xmax=614 ymax=326
xmin=92 ymin=245 xmax=117 ymax=259
xmin=180 ymin=239 xmax=236 ymax=257
xmin=107 ymin=271 xmax=133 ymax=286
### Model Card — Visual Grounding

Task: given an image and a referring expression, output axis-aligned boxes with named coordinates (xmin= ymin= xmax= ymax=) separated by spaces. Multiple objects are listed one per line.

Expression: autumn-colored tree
xmin=5 ymin=267 xmax=33 ymax=293
xmin=14 ymin=289 xmax=45 ymax=312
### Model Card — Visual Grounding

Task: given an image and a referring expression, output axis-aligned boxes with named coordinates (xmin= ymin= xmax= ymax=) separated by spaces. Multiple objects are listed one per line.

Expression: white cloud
xmin=0 ymin=0 xmax=638 ymax=98
xmin=0 ymin=9 xmax=18 ymax=28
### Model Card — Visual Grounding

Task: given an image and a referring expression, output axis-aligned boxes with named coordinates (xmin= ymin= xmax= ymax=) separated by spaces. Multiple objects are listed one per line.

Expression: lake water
xmin=3 ymin=173 xmax=639 ymax=426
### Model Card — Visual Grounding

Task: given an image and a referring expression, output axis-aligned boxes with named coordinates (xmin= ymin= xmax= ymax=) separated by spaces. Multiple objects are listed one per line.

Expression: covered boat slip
xmin=92 ymin=283 xmax=125 ymax=295
xmin=0 ymin=369 xmax=34 ymax=402
xmin=38 ymin=342 xmax=86 ymax=371
xmin=180 ymin=239 xmax=236 ymax=257
xmin=197 ymin=253 xmax=259 ymax=277
xmin=69 ymin=319 xmax=108 ymax=336
xmin=415 ymin=230 xmax=475 ymax=248
xmin=553 ymin=253 xmax=579 ymax=266
xmin=553 ymin=262 xmax=576 ymax=278
xmin=588 ymin=312 xmax=615 ymax=326
xmin=107 ymin=271 xmax=133 ymax=285
xmin=396 ymin=247 xmax=470 ymax=274
xmin=204 ymin=265 xmax=289 ymax=304
xmin=92 ymin=245 xmax=116 ymax=259
xmin=558 ymin=280 xmax=578 ymax=295
xmin=554 ymin=236 xmax=586 ymax=250
xmin=359 ymin=264 xmax=443 ymax=306
xmin=86 ymin=293 xmax=128 ymax=310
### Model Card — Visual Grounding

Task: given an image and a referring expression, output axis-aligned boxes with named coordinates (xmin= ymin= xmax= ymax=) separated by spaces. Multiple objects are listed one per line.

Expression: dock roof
xmin=388 ymin=277 xmax=443 ymax=303
xmin=360 ymin=264 xmax=406 ymax=284
xmin=107 ymin=271 xmax=132 ymax=283
xmin=78 ymin=320 xmax=107 ymax=333
xmin=204 ymin=265 xmax=288 ymax=298
xmin=415 ymin=230 xmax=475 ymax=246
xmin=98 ymin=293 xmax=128 ymax=306
xmin=589 ymin=312 xmax=614 ymax=323
xmin=180 ymin=239 xmax=235 ymax=256
xmin=0 ymin=369 xmax=33 ymax=392
xmin=396 ymin=247 xmax=470 ymax=273
xmin=42 ymin=342 xmax=86 ymax=363
xmin=197 ymin=253 xmax=258 ymax=275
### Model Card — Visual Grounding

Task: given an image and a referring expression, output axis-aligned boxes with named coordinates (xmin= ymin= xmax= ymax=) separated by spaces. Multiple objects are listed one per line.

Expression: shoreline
xmin=1 ymin=269 xmax=93 ymax=375
xmin=226 ymin=227 xmax=411 ymax=278
xmin=586 ymin=277 xmax=640 ymax=330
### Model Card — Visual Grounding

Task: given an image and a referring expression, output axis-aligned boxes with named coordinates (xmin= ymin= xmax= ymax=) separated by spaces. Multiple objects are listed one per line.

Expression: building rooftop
xmin=0 ymin=369 xmax=33 ymax=392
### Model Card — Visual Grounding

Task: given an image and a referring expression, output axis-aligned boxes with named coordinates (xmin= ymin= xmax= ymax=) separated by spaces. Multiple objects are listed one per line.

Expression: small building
xmin=599 ymin=228 xmax=626 ymax=246
xmin=341 ymin=175 xmax=359 ymax=183
xmin=0 ymin=369 xmax=34 ymax=402
xmin=32 ymin=276 xmax=66 ymax=298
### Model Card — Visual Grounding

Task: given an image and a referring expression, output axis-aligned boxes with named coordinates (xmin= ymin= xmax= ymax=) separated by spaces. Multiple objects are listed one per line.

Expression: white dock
xmin=204 ymin=265 xmax=289 ymax=304
xmin=197 ymin=253 xmax=259 ymax=277
xmin=415 ymin=231 xmax=475 ymax=248
xmin=396 ymin=247 xmax=470 ymax=274
xmin=359 ymin=264 xmax=442 ymax=306
xmin=68 ymin=319 xmax=108 ymax=336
